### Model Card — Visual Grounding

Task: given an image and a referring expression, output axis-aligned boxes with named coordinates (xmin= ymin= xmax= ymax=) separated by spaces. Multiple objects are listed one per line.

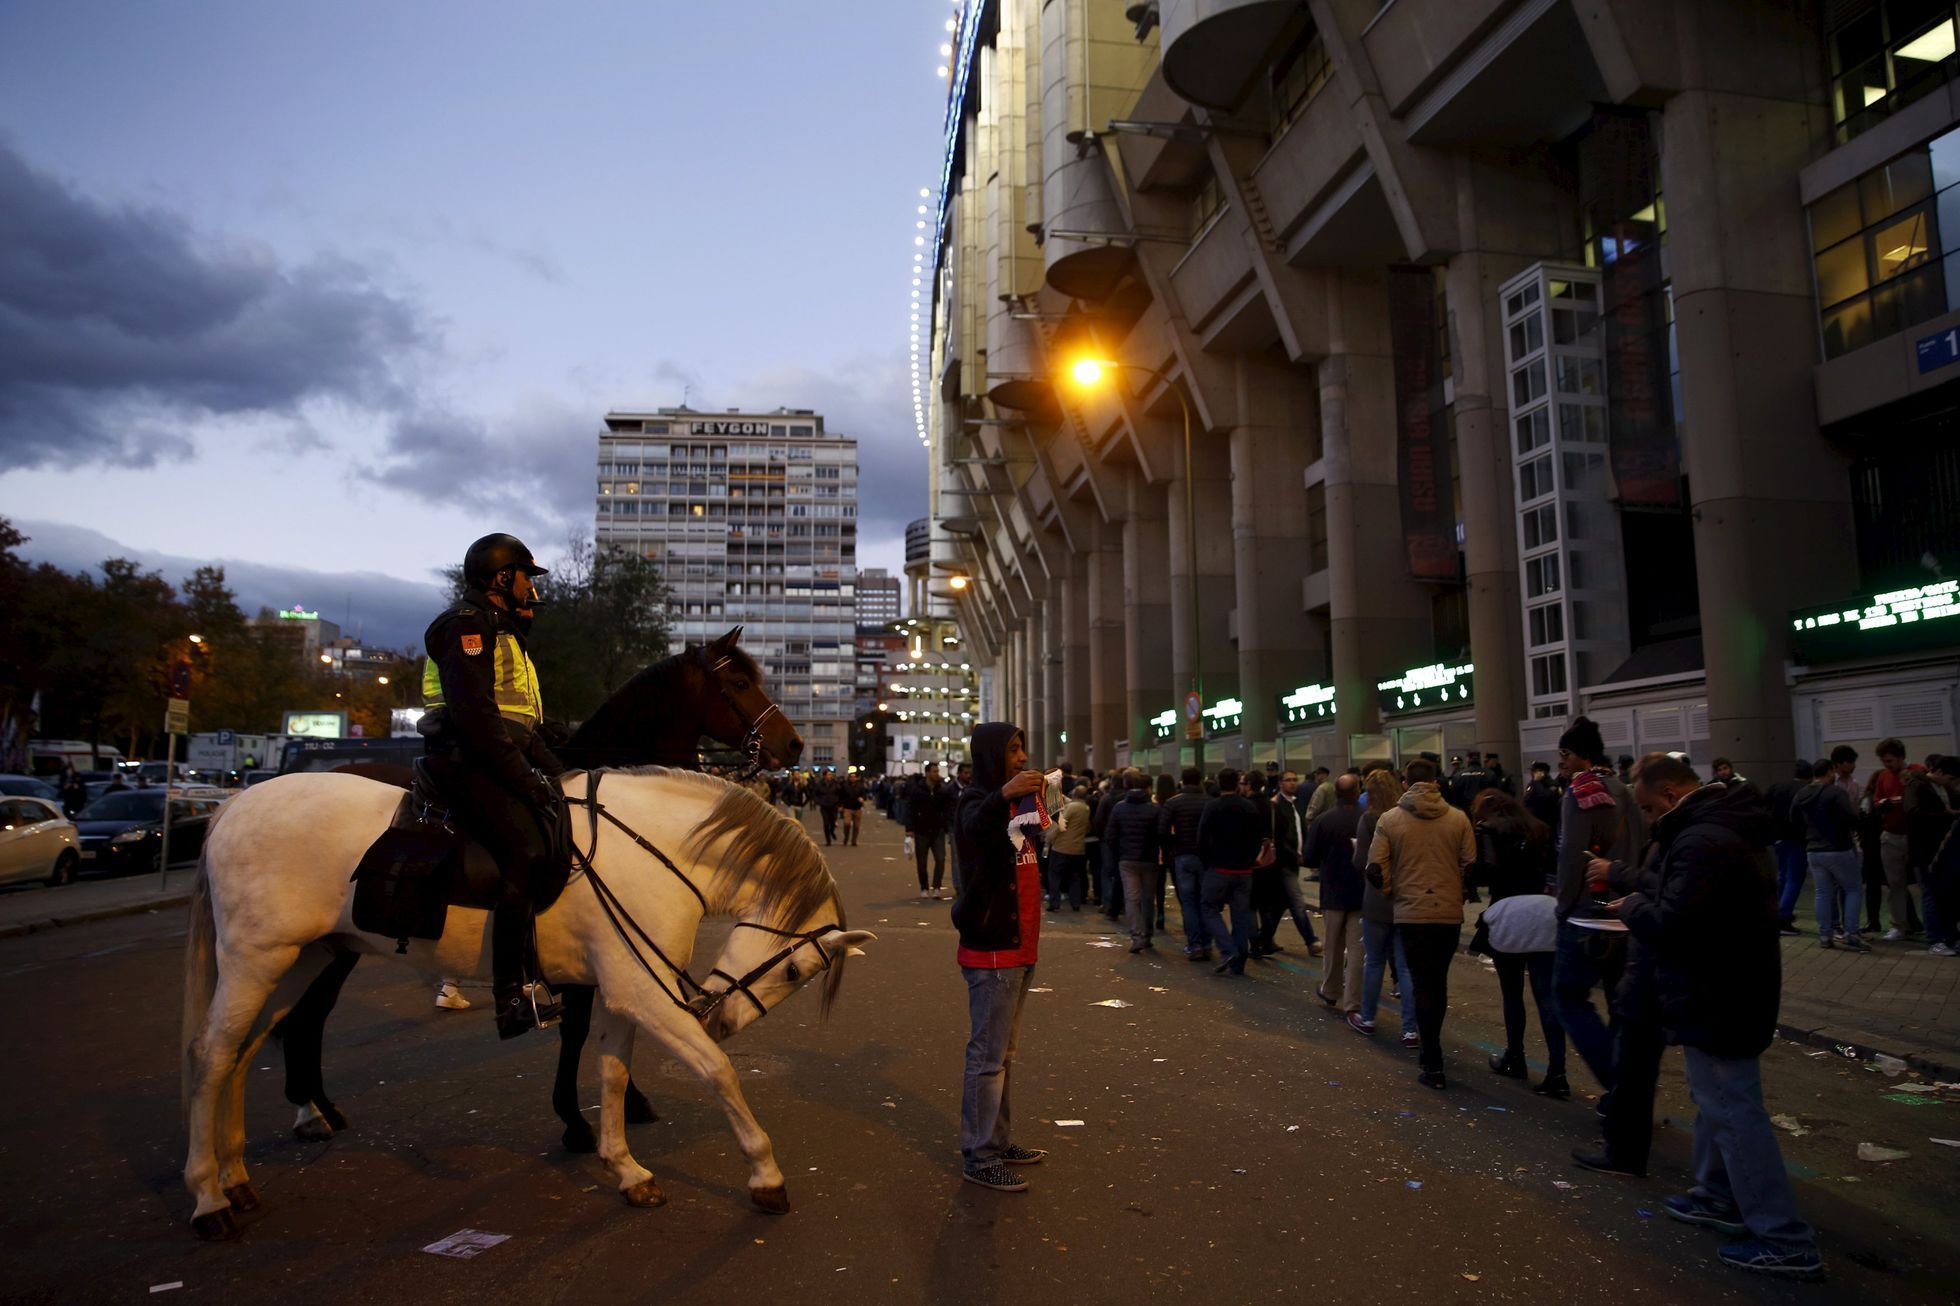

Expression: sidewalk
xmin=0 ymin=871 xmax=195 ymax=939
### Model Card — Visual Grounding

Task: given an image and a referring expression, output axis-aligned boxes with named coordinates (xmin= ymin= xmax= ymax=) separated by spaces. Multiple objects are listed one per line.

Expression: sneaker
xmin=435 ymin=982 xmax=471 ymax=1011
xmin=1778 ymin=922 xmax=1800 ymax=936
xmin=1572 ymin=1148 xmax=1646 ymax=1178
xmin=963 ymin=1163 xmax=1028 ymax=1192
xmin=1399 ymin=1031 xmax=1420 ymax=1049
xmin=1884 ymin=927 xmax=1904 ymax=942
xmin=999 ymin=1143 xmax=1047 ymax=1166
xmin=1418 ymin=1070 xmax=1447 ymax=1090
xmin=1930 ymin=943 xmax=1957 ymax=957
xmin=1818 ymin=939 xmax=1836 ymax=950
xmin=1345 ymin=1011 xmax=1375 ymax=1036
xmin=1662 ymin=1193 xmax=1746 ymax=1235
xmin=1842 ymin=934 xmax=1872 ymax=953
xmin=1717 ymin=1239 xmax=1824 ymax=1280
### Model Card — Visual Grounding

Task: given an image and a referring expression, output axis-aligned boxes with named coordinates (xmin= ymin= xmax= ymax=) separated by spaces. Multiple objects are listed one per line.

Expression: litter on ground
xmin=1857 ymin=1143 xmax=1910 ymax=1162
xmin=1771 ymin=1114 xmax=1809 ymax=1137
xmin=1089 ymin=999 xmax=1133 ymax=1008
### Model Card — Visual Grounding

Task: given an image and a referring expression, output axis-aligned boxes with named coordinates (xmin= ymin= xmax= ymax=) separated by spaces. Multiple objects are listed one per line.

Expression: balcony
xmin=1160 ymin=0 xmax=1299 ymax=110
xmin=1168 ymin=206 xmax=1258 ymax=336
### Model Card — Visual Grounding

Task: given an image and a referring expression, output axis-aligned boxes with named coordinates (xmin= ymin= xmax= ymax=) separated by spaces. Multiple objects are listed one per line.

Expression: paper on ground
xmin=1054 ymin=1119 xmax=1086 ymax=1127
xmin=423 ymin=1230 xmax=511 ymax=1259
xmin=1856 ymin=1143 xmax=1910 ymax=1162
xmin=1089 ymin=999 xmax=1133 ymax=1008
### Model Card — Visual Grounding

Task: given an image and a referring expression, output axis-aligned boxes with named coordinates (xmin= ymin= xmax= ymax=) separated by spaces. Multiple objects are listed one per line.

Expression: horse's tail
xmin=179 ymin=852 xmax=218 ymax=1123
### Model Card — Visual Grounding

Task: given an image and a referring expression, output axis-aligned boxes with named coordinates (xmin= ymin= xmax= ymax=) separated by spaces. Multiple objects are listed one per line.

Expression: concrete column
xmin=1022 ymin=600 xmax=1048 ymax=766
xmin=1060 ymin=553 xmax=1092 ymax=770
xmin=1086 ymin=519 xmax=1128 ymax=773
xmin=1320 ymin=273 xmax=1434 ymax=774
xmin=1166 ymin=440 xmax=1237 ymax=769
xmin=1661 ymin=59 xmax=1854 ymax=779
xmin=1041 ymin=587 xmax=1066 ymax=765
xmin=1122 ymin=471 xmax=1173 ymax=768
xmin=1230 ymin=359 xmax=1323 ymax=747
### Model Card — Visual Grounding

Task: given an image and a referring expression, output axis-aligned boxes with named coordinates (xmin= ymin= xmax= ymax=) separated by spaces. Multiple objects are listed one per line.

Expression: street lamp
xmin=1065 ymin=355 xmax=1203 ymax=770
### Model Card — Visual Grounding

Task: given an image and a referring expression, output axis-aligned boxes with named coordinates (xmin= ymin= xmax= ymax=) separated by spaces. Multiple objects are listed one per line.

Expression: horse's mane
xmin=598 ymin=767 xmax=840 ymax=924
xmin=599 ymin=765 xmax=848 ymax=1015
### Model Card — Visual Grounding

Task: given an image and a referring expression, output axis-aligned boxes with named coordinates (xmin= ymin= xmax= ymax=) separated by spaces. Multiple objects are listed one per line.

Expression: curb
xmin=1774 ymin=1019 xmax=1960 ymax=1082
xmin=0 ymin=891 xmax=192 ymax=941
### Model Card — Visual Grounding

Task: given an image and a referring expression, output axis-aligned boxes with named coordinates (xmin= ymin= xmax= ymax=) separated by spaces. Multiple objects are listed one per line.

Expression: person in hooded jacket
xmin=1607 ymin=753 xmax=1822 ymax=1281
xmin=1366 ymin=756 xmax=1477 ymax=1089
xmin=950 ymin=722 xmax=1051 ymax=1192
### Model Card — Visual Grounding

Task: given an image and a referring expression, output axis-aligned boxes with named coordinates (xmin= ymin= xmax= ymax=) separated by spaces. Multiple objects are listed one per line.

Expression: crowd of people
xmin=918 ymin=717 xmax=1960 ymax=1283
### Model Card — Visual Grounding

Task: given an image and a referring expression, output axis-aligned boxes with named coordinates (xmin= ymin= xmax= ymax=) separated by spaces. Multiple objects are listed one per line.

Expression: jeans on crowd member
xmin=1552 ymin=920 xmax=1627 ymax=1090
xmin=1861 ymin=837 xmax=1887 ymax=933
xmin=1398 ymin=922 xmax=1461 ymax=1073
xmin=820 ymin=806 xmax=838 ymax=844
xmin=1924 ymin=870 xmax=1953 ymax=947
xmin=1172 ymin=854 xmax=1207 ymax=955
xmin=1880 ymin=831 xmax=1918 ymax=933
xmin=1200 ymin=870 xmax=1253 ymax=970
xmin=1259 ymin=866 xmax=1319 ymax=949
xmin=1048 ymin=852 xmax=1086 ymax=910
xmin=1492 ymin=949 xmax=1564 ymax=1075
xmin=960 ymin=965 xmax=1033 ymax=1169
xmin=1360 ymin=917 xmax=1417 ymax=1036
xmin=1809 ymin=849 xmax=1863 ymax=940
xmin=1319 ymin=908 xmax=1363 ymax=1009
xmin=1100 ymin=851 xmax=1125 ymax=919
xmin=914 ymin=830 xmax=947 ymax=893
xmin=1120 ymin=861 xmax=1160 ymax=949
xmin=1682 ymin=1047 xmax=1819 ymax=1255
xmin=1772 ymin=840 xmax=1806 ymax=927
xmin=1603 ymin=949 xmax=1665 ymax=1173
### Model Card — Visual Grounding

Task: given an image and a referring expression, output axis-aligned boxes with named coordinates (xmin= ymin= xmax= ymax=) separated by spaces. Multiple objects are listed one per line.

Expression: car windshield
xmin=0 ymin=777 xmax=57 ymax=798
xmin=78 ymin=792 xmax=167 ymax=822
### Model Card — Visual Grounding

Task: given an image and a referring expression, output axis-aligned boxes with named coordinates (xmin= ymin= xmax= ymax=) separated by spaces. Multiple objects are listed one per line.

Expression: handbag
xmin=1253 ymin=838 xmax=1276 ymax=869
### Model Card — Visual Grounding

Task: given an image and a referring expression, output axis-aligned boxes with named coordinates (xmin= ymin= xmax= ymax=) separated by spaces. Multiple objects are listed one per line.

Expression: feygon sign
xmin=1377 ymin=662 xmax=1475 ymax=716
xmin=688 ymin=421 xmax=774 ymax=436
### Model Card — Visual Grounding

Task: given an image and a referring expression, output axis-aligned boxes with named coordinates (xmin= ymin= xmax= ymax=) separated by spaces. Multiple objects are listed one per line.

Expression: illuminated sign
xmin=278 ymin=607 xmax=321 ymax=621
xmin=1149 ymin=708 xmax=1177 ymax=742
xmin=1202 ymin=697 xmax=1245 ymax=732
xmin=1790 ymin=580 xmax=1960 ymax=663
xmin=689 ymin=421 xmax=774 ymax=436
xmin=1280 ymin=683 xmax=1337 ymax=725
xmin=1377 ymin=662 xmax=1475 ymax=715
xmin=283 ymin=711 xmax=347 ymax=739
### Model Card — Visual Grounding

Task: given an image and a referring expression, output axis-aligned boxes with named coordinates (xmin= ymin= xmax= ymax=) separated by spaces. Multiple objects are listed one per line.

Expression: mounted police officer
xmin=421 ymin=533 xmax=568 ymax=1039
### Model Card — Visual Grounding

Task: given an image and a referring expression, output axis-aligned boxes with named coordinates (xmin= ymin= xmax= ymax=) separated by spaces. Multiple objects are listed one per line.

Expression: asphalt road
xmin=2 ymin=807 xmax=1957 ymax=1304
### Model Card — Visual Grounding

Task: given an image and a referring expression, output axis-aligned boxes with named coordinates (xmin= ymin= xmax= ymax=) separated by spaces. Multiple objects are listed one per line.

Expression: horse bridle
xmin=704 ymin=651 xmax=783 ymax=770
xmin=565 ymin=771 xmax=841 ymax=1026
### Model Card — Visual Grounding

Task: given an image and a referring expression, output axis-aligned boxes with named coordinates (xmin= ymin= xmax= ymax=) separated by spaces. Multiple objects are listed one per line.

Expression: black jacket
xmin=1474 ymin=817 xmax=1554 ymax=902
xmin=1197 ymin=793 xmax=1265 ymax=871
xmin=1523 ymin=777 xmax=1563 ymax=833
xmin=1303 ymin=803 xmax=1364 ymax=911
xmin=1102 ymin=789 xmax=1161 ymax=867
xmin=1618 ymin=784 xmax=1781 ymax=1058
xmin=1159 ymin=787 xmax=1208 ymax=858
xmin=1270 ymin=793 xmax=1305 ymax=869
xmin=422 ymin=588 xmax=560 ymax=793
xmin=952 ymin=723 xmax=1024 ymax=951
xmin=1792 ymin=780 xmax=1857 ymax=852
xmin=905 ymin=775 xmax=956 ymax=838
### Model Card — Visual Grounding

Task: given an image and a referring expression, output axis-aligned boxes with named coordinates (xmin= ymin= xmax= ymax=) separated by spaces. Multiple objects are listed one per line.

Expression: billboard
xmin=283 ymin=711 xmax=348 ymax=739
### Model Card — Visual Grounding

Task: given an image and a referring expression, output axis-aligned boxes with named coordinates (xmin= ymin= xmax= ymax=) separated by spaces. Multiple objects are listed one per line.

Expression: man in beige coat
xmin=1367 ymin=757 xmax=1477 ymax=1089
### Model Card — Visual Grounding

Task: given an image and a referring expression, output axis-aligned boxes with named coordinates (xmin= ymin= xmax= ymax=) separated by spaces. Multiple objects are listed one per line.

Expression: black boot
xmin=1534 ymin=1072 xmax=1571 ymax=1100
xmin=1488 ymin=1049 xmax=1528 ymax=1079
xmin=491 ymin=903 xmax=562 ymax=1039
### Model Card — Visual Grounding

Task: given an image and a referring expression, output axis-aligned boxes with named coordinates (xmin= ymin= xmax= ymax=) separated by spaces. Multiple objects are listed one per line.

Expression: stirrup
xmin=524 ymin=980 xmax=563 ymax=1030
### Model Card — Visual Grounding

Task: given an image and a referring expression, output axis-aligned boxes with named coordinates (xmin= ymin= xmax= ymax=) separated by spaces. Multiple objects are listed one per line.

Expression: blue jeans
xmin=1200 ymin=870 xmax=1252 ymax=969
xmin=960 ymin=965 xmax=1033 ymax=1168
xmin=1553 ymin=919 xmax=1625 ymax=1090
xmin=1360 ymin=916 xmax=1417 ymax=1036
xmin=1773 ymin=840 xmax=1806 ymax=926
xmin=1809 ymin=849 xmax=1862 ymax=940
xmin=1683 ymin=1046 xmax=1817 ymax=1255
xmin=1173 ymin=854 xmax=1207 ymax=954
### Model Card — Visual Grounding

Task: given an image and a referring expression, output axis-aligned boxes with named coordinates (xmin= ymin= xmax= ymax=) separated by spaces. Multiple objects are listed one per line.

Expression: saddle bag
xmin=351 ymin=811 xmax=463 ymax=950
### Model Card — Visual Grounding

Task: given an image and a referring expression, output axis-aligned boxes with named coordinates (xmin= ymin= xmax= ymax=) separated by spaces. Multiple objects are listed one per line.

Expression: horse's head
xmin=697 ymin=626 xmax=804 ymax=769
xmin=689 ymin=887 xmax=874 ymax=1042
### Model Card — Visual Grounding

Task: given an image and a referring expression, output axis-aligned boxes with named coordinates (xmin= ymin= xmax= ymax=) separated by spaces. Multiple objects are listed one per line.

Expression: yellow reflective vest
xmin=422 ymin=631 xmax=544 ymax=726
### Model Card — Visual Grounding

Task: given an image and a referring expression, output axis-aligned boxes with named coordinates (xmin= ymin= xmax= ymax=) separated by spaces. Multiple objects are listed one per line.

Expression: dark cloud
xmin=12 ymin=519 xmax=447 ymax=651
xmin=356 ymin=397 xmax=598 ymax=541
xmin=0 ymin=137 xmax=426 ymax=467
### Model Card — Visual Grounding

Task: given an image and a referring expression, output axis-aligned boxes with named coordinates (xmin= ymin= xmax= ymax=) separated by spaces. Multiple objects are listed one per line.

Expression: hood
xmin=1122 ymin=788 xmax=1149 ymax=804
xmin=1657 ymin=782 xmax=1774 ymax=848
xmin=1398 ymin=782 xmax=1452 ymax=819
xmin=968 ymin=722 xmax=1022 ymax=794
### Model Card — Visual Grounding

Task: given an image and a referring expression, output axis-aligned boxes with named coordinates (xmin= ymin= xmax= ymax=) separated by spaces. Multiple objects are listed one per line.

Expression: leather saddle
xmin=349 ymin=757 xmax=570 ymax=952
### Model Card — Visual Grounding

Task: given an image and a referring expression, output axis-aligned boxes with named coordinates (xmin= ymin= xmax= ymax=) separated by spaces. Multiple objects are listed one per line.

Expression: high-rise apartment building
xmin=855 ymin=568 xmax=902 ymax=625
xmin=922 ymin=0 xmax=1959 ymax=780
xmin=594 ymin=407 xmax=859 ymax=768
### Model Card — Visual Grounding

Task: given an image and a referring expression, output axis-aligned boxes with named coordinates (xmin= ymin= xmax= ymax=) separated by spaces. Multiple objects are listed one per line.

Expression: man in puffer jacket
xmin=1101 ymin=768 xmax=1163 ymax=953
xmin=1366 ymin=756 xmax=1476 ymax=1089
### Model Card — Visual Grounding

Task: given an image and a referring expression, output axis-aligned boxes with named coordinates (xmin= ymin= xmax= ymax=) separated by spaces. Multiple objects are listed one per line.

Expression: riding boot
xmin=492 ymin=903 xmax=540 ymax=1040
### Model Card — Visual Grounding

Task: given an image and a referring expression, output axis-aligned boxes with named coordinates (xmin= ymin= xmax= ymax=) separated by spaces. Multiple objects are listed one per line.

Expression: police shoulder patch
xmin=460 ymin=633 xmax=484 ymax=656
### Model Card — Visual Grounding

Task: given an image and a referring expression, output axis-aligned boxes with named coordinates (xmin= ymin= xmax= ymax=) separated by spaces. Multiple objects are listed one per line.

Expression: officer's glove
xmin=522 ymin=769 xmax=561 ymax=811
xmin=535 ymin=719 xmax=572 ymax=750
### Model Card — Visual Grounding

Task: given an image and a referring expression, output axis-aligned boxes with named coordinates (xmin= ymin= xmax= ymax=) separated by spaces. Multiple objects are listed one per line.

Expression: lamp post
xmin=1065 ymin=357 xmax=1203 ymax=773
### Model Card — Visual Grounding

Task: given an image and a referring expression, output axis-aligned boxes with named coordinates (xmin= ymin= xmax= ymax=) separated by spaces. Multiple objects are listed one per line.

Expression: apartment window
xmin=1527 ymin=603 xmax=1565 ymax=648
xmin=1515 ymin=408 xmax=1551 ymax=456
xmin=1811 ymin=142 xmax=1948 ymax=357
xmin=1190 ymin=172 xmax=1226 ymax=239
xmin=1531 ymin=653 xmax=1569 ymax=697
xmin=1831 ymin=0 xmax=1959 ymax=142
xmin=1526 ymin=554 xmax=1561 ymax=598
xmin=1268 ymin=24 xmax=1331 ymax=133
xmin=1522 ymin=504 xmax=1558 ymax=550
xmin=1512 ymin=360 xmax=1546 ymax=406
xmin=1518 ymin=454 xmax=1555 ymax=503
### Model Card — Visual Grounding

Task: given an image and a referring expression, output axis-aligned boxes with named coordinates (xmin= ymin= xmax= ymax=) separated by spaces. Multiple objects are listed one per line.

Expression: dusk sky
xmin=0 ymin=1 xmax=945 ymax=647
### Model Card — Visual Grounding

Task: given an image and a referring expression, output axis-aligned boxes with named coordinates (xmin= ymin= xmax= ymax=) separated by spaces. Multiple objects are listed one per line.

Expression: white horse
xmin=180 ymin=766 xmax=873 ymax=1241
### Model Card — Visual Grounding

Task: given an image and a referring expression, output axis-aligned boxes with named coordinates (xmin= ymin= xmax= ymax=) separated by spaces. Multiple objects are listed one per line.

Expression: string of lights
xmin=913 ymin=2 xmax=972 ymax=452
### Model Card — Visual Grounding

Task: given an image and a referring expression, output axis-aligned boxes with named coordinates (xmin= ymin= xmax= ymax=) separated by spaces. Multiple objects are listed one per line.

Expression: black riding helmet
xmin=463 ymin=533 xmax=549 ymax=594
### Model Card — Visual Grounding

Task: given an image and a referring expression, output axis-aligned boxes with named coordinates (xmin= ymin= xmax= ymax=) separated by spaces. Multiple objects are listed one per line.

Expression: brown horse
xmin=276 ymin=626 xmax=803 ymax=1152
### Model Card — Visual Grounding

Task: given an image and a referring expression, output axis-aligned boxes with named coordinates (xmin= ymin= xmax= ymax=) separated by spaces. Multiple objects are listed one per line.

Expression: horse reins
xmin=705 ymin=651 xmax=783 ymax=774
xmin=563 ymin=771 xmax=840 ymax=1024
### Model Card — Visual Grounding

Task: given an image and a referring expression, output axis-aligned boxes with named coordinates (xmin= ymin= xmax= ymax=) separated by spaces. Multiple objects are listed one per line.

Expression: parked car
xmin=73 ymin=791 xmax=221 ymax=876
xmin=0 ymin=774 xmax=62 ymax=802
xmin=0 ymin=796 xmax=80 ymax=887
xmin=242 ymin=770 xmax=280 ymax=788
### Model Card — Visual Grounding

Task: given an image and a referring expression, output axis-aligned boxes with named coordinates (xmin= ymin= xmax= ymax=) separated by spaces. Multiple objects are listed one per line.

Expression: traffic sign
xmin=217 ymin=728 xmax=234 ymax=745
xmin=165 ymin=698 xmax=190 ymax=734
xmin=1183 ymin=690 xmax=1203 ymax=741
